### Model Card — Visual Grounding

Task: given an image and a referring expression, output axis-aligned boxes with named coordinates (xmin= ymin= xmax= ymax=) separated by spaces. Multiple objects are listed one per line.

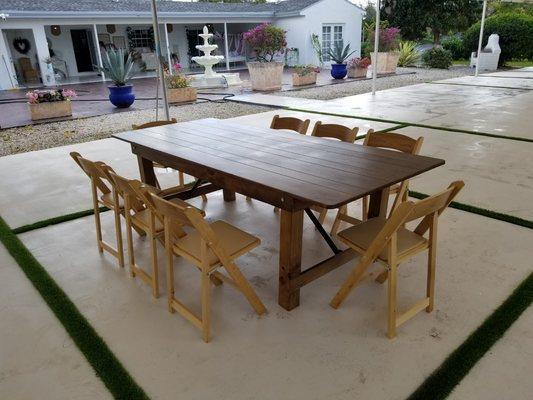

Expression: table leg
xmin=367 ymin=186 xmax=391 ymax=218
xmin=137 ymin=155 xmax=159 ymax=188
xmin=279 ymin=209 xmax=303 ymax=310
xmin=223 ymin=189 xmax=236 ymax=202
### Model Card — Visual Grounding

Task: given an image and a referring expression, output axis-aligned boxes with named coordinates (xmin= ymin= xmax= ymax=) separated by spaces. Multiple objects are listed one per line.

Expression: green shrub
xmin=422 ymin=47 xmax=453 ymax=69
xmin=442 ymin=36 xmax=465 ymax=60
xmin=398 ymin=41 xmax=420 ymax=66
xmin=462 ymin=13 xmax=533 ymax=65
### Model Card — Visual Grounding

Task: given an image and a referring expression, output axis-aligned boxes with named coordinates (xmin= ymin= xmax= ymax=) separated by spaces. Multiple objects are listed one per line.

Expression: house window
xmin=322 ymin=24 xmax=344 ymax=62
xmin=129 ymin=29 xmax=153 ymax=49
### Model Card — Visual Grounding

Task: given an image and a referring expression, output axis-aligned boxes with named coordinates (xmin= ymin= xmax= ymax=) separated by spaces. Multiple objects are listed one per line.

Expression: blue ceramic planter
xmin=108 ymin=85 xmax=135 ymax=108
xmin=331 ymin=63 xmax=347 ymax=80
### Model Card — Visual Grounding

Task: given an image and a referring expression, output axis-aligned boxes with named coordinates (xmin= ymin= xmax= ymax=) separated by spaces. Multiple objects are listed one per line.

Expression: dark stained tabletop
xmin=113 ymin=118 xmax=444 ymax=209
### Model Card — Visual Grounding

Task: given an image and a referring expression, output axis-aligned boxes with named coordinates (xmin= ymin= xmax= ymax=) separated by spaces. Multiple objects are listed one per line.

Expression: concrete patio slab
xmin=450 ymin=307 xmax=533 ymax=400
xmin=228 ymin=110 xmax=402 ymax=134
xmin=18 ymin=191 xmax=533 ymax=400
xmin=393 ymin=126 xmax=533 ymax=220
xmin=231 ymin=93 xmax=325 ymax=109
xmin=434 ymin=76 xmax=533 ymax=90
xmin=482 ymin=71 xmax=533 ymax=79
xmin=0 ymin=138 xmax=184 ymax=228
xmin=0 ymin=244 xmax=110 ymax=399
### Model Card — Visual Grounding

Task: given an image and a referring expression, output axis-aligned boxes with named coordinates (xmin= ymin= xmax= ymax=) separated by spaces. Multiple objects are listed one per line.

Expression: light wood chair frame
xmin=330 ymin=131 xmax=423 ymax=235
xmin=330 ymin=181 xmax=464 ymax=338
xmin=149 ymin=193 xmax=267 ymax=342
xmin=270 ymin=114 xmax=311 ymax=135
xmin=70 ymin=152 xmax=125 ymax=268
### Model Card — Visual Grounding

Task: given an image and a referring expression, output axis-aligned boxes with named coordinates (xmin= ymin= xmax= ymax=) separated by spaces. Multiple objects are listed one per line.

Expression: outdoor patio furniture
xmin=270 ymin=114 xmax=310 ymax=134
xmin=113 ymin=118 xmax=444 ymax=311
xmin=330 ymin=181 xmax=464 ymax=338
xmin=18 ymin=57 xmax=39 ymax=83
xmin=309 ymin=121 xmax=360 ymax=224
xmin=331 ymin=131 xmax=424 ymax=235
xmin=470 ymin=33 xmax=501 ymax=72
xmin=148 ymin=191 xmax=266 ymax=342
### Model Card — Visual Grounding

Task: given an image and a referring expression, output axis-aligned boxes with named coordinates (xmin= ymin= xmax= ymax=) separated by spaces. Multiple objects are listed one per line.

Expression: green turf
xmin=0 ymin=215 xmax=150 ymax=400
xmin=408 ymin=271 xmax=533 ymax=400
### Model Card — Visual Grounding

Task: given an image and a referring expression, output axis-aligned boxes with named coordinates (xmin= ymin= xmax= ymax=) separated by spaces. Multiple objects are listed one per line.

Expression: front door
xmin=321 ymin=24 xmax=344 ymax=67
xmin=71 ymin=29 xmax=93 ymax=73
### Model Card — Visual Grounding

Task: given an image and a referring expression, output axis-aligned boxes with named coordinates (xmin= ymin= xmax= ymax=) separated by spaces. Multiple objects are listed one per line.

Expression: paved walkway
xmin=1 ymin=68 xmax=532 ymax=399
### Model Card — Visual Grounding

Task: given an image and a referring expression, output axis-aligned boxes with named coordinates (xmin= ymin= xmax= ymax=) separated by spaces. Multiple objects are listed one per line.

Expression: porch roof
xmin=0 ymin=0 xmax=338 ymax=20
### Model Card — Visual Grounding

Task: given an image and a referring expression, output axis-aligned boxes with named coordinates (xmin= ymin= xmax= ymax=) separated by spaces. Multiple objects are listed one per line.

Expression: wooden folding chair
xmin=270 ymin=114 xmax=310 ymax=134
xmin=330 ymin=181 xmax=464 ymax=338
xmin=309 ymin=121 xmax=360 ymax=224
xmin=330 ymin=131 xmax=424 ymax=236
xmin=149 ymin=192 xmax=267 ymax=342
xmin=132 ymin=119 xmax=208 ymax=202
xmin=70 ymin=152 xmax=125 ymax=268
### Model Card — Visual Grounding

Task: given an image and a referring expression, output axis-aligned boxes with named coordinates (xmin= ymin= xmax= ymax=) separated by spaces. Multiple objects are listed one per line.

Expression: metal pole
xmin=92 ymin=24 xmax=105 ymax=81
xmin=224 ymin=22 xmax=230 ymax=71
xmin=475 ymin=0 xmax=488 ymax=77
xmin=372 ymin=0 xmax=380 ymax=95
xmin=151 ymin=0 xmax=170 ymax=120
xmin=164 ymin=23 xmax=172 ymax=75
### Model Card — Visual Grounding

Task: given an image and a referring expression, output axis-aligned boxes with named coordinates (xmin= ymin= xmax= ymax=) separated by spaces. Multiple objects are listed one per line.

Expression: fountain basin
xmin=188 ymin=73 xmax=242 ymax=89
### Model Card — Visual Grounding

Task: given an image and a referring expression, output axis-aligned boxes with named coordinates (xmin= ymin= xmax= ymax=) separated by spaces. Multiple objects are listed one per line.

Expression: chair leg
xmin=362 ymin=196 xmax=369 ymax=221
xmin=426 ymin=237 xmax=437 ymax=313
xmin=387 ymin=256 xmax=398 ymax=339
xmin=149 ymin=230 xmax=159 ymax=298
xmin=201 ymin=194 xmax=208 ymax=202
xmin=201 ymin=271 xmax=211 ymax=343
xmin=165 ymin=248 xmax=175 ymax=314
xmin=91 ymin=183 xmax=103 ymax=253
xmin=375 ymin=270 xmax=389 ymax=284
xmin=318 ymin=208 xmax=327 ymax=225
xmin=223 ymin=261 xmax=266 ymax=315
xmin=330 ymin=205 xmax=346 ymax=236
xmin=178 ymin=171 xmax=185 ymax=187
xmin=330 ymin=257 xmax=373 ymax=309
xmin=113 ymin=207 xmax=125 ymax=268
xmin=125 ymin=216 xmax=136 ymax=278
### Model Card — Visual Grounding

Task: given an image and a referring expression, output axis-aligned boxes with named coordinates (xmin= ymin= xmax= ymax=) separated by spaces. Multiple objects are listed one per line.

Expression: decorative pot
xmin=29 ymin=101 xmax=72 ymax=121
xmin=330 ymin=63 xmax=347 ymax=79
xmin=168 ymin=87 xmax=197 ymax=104
xmin=108 ymin=85 xmax=135 ymax=108
xmin=370 ymin=52 xmax=400 ymax=75
xmin=247 ymin=61 xmax=284 ymax=91
xmin=292 ymin=72 xmax=317 ymax=86
xmin=348 ymin=67 xmax=367 ymax=79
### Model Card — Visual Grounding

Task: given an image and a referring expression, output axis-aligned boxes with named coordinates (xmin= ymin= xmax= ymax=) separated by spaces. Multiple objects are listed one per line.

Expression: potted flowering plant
xmin=292 ymin=65 xmax=320 ymax=86
xmin=347 ymin=57 xmax=371 ymax=78
xmin=165 ymin=63 xmax=197 ymax=104
xmin=26 ymin=88 xmax=76 ymax=120
xmin=368 ymin=27 xmax=401 ymax=75
xmin=243 ymin=23 xmax=287 ymax=91
xmin=96 ymin=48 xmax=137 ymax=108
xmin=327 ymin=42 xmax=356 ymax=79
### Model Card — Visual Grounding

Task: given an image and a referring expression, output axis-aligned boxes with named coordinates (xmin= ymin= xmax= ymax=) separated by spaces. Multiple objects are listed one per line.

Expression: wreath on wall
xmin=13 ymin=37 xmax=31 ymax=54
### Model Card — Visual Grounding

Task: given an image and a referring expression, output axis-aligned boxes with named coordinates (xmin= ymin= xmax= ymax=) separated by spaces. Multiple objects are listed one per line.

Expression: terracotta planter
xmin=370 ymin=52 xmax=400 ymax=74
xmin=29 ymin=101 xmax=72 ymax=121
xmin=347 ymin=67 xmax=367 ymax=78
xmin=167 ymin=87 xmax=197 ymax=104
xmin=247 ymin=61 xmax=284 ymax=91
xmin=292 ymin=72 xmax=317 ymax=86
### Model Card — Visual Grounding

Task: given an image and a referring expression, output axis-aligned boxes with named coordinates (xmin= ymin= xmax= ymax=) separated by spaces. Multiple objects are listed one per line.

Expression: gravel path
xmin=276 ymin=66 xmax=473 ymax=100
xmin=0 ymin=102 xmax=268 ymax=157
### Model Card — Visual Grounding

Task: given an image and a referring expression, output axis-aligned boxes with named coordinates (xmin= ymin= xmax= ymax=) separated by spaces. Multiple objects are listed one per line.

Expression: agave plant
xmin=398 ymin=41 xmax=420 ymax=67
xmin=327 ymin=42 xmax=356 ymax=65
xmin=96 ymin=48 xmax=137 ymax=86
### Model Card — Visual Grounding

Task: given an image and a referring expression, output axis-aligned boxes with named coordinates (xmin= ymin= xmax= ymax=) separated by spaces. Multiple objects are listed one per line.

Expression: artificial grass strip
xmin=408 ymin=271 xmax=533 ymax=400
xmin=0 ymin=215 xmax=150 ymax=400
xmin=409 ymin=191 xmax=533 ymax=230
xmin=12 ymin=206 xmax=109 ymax=234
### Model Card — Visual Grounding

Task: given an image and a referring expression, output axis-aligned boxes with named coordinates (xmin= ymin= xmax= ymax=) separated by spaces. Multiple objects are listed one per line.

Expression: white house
xmin=0 ymin=0 xmax=363 ymax=90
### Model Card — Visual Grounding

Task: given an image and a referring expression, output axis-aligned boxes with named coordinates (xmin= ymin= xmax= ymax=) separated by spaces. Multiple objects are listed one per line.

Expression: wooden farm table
xmin=114 ymin=118 xmax=444 ymax=311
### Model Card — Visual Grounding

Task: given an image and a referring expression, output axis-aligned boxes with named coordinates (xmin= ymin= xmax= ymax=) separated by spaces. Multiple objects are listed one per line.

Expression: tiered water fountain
xmin=189 ymin=26 xmax=242 ymax=88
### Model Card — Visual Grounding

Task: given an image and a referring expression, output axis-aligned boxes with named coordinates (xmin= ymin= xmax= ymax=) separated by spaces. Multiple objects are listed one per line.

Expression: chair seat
xmin=100 ymin=192 xmax=123 ymax=209
xmin=174 ymin=220 xmax=260 ymax=268
xmin=131 ymin=208 xmax=164 ymax=232
xmin=338 ymin=218 xmax=427 ymax=261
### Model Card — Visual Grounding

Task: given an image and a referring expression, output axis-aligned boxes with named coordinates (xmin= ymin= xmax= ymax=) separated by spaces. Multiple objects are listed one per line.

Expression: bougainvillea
xmin=243 ymin=23 xmax=287 ymax=62
xmin=26 ymin=89 xmax=76 ymax=104
xmin=367 ymin=27 xmax=401 ymax=52
xmin=347 ymin=57 xmax=371 ymax=69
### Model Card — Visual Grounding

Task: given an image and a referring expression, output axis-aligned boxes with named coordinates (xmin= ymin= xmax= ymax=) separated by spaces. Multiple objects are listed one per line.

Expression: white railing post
xmin=372 ymin=0 xmax=381 ymax=96
xmin=475 ymin=0 xmax=488 ymax=77
xmin=92 ymin=24 xmax=105 ymax=81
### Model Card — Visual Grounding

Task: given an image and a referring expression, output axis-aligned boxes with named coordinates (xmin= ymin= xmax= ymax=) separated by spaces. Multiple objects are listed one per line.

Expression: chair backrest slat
xmin=270 ymin=114 xmax=310 ymax=135
xmin=70 ymin=152 xmax=111 ymax=194
xmin=311 ymin=122 xmax=359 ymax=143
xmin=364 ymin=131 xmax=423 ymax=154
xmin=132 ymin=118 xmax=177 ymax=130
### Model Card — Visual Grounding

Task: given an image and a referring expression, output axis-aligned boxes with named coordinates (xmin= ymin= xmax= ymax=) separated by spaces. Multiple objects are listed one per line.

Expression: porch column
xmin=164 ymin=23 xmax=172 ymax=73
xmin=224 ymin=22 xmax=230 ymax=71
xmin=32 ymin=25 xmax=56 ymax=87
xmin=92 ymin=24 xmax=105 ymax=81
xmin=0 ymin=29 xmax=18 ymax=90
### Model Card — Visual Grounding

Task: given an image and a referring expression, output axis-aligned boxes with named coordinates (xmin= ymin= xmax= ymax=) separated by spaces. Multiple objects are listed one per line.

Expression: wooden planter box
xmin=167 ymin=87 xmax=197 ymax=104
xmin=292 ymin=72 xmax=317 ymax=86
xmin=29 ymin=101 xmax=72 ymax=121
xmin=347 ymin=67 xmax=367 ymax=78
xmin=247 ymin=61 xmax=284 ymax=91
xmin=370 ymin=52 xmax=400 ymax=74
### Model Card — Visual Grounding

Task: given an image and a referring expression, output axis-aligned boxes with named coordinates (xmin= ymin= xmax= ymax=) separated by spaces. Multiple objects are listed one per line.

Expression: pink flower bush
xmin=172 ymin=62 xmax=182 ymax=72
xmin=243 ymin=23 xmax=287 ymax=62
xmin=26 ymin=88 xmax=77 ymax=104
xmin=348 ymin=57 xmax=371 ymax=69
xmin=368 ymin=27 xmax=401 ymax=52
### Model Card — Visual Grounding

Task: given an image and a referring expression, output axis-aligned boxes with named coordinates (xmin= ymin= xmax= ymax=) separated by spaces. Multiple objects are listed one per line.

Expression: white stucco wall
xmin=275 ymin=0 xmax=363 ymax=66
